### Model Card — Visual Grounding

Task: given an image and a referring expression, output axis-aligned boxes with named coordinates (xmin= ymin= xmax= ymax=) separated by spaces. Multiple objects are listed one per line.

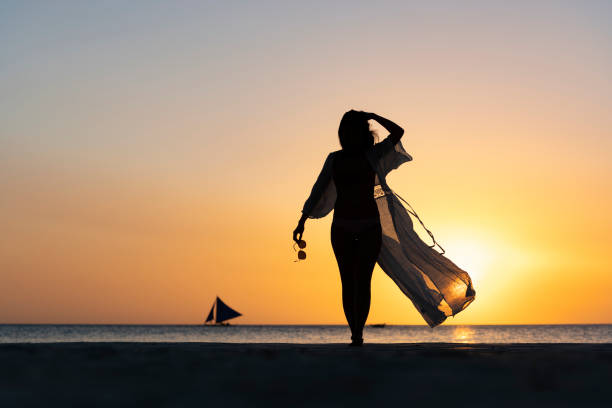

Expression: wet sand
xmin=1 ymin=342 xmax=611 ymax=407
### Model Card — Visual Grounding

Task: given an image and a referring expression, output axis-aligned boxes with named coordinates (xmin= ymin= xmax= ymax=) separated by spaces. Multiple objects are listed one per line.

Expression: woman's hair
xmin=338 ymin=110 xmax=377 ymax=151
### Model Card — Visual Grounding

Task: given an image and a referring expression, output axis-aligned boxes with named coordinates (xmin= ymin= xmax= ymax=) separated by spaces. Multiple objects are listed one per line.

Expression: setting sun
xmin=442 ymin=236 xmax=495 ymax=284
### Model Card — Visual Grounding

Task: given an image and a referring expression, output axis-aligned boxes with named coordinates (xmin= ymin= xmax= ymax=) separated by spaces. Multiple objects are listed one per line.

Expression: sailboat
xmin=204 ymin=296 xmax=242 ymax=326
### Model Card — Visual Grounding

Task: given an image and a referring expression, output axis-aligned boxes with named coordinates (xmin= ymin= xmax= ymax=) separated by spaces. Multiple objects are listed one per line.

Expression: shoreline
xmin=1 ymin=342 xmax=611 ymax=406
xmin=2 ymin=341 xmax=612 ymax=346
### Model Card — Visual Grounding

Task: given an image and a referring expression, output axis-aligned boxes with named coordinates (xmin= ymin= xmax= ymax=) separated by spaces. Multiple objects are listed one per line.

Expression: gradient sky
xmin=1 ymin=1 xmax=611 ymax=324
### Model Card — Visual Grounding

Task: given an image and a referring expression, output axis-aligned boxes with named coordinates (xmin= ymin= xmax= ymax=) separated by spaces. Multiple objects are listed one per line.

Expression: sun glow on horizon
xmin=438 ymin=235 xmax=497 ymax=285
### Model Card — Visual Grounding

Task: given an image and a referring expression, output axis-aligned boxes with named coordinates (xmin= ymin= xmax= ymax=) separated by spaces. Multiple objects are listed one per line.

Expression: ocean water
xmin=0 ymin=324 xmax=610 ymax=344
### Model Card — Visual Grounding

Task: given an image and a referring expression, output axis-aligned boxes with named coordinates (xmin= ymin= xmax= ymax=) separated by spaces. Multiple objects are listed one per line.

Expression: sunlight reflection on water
xmin=452 ymin=326 xmax=475 ymax=343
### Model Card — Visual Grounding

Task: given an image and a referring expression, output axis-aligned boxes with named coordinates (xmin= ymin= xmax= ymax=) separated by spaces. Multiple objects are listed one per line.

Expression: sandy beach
xmin=1 ymin=342 xmax=610 ymax=407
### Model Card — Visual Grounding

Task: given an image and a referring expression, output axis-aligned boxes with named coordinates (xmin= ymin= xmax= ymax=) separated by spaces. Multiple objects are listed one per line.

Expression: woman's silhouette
xmin=293 ymin=110 xmax=404 ymax=346
xmin=294 ymin=110 xmax=476 ymax=345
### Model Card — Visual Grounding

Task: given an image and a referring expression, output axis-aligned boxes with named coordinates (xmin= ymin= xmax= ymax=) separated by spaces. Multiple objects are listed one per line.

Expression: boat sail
xmin=204 ymin=296 xmax=242 ymax=325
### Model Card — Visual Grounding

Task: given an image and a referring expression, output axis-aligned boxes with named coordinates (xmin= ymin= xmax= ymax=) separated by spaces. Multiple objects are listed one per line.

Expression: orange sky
xmin=1 ymin=2 xmax=611 ymax=324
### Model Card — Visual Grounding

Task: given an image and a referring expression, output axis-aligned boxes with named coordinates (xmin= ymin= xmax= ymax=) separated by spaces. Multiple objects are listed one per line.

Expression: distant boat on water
xmin=204 ymin=296 xmax=242 ymax=325
xmin=368 ymin=323 xmax=386 ymax=328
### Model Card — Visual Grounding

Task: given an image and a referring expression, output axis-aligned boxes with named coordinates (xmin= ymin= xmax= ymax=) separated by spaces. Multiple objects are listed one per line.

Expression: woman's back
xmin=332 ymin=150 xmax=379 ymax=219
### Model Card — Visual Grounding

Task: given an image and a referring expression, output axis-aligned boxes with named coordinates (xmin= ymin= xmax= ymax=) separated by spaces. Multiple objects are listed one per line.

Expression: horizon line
xmin=1 ymin=323 xmax=611 ymax=326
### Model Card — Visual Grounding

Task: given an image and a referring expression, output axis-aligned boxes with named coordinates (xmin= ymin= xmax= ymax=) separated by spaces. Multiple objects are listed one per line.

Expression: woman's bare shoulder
xmin=327 ymin=150 xmax=342 ymax=160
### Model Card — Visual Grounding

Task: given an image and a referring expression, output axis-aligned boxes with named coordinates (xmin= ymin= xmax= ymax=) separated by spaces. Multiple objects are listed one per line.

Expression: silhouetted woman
xmin=293 ymin=110 xmax=404 ymax=346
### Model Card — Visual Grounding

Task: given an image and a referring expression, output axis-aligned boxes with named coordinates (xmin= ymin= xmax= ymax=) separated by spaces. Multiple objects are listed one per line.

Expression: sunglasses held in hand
xmin=293 ymin=240 xmax=307 ymax=262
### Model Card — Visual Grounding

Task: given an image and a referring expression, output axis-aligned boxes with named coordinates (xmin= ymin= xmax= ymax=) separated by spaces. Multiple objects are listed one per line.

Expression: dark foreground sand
xmin=1 ymin=343 xmax=611 ymax=407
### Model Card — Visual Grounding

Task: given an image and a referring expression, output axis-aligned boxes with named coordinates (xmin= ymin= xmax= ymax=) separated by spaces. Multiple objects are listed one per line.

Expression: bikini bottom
xmin=331 ymin=216 xmax=381 ymax=234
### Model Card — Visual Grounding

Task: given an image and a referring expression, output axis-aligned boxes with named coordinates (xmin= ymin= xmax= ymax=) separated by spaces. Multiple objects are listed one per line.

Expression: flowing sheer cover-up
xmin=301 ymin=137 xmax=475 ymax=327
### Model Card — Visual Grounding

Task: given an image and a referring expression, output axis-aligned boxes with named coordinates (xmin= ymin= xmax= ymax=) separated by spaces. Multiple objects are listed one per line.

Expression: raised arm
xmin=368 ymin=113 xmax=404 ymax=145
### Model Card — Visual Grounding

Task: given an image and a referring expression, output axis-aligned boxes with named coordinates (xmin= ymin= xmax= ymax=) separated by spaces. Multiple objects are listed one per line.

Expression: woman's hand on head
xmin=352 ymin=109 xmax=373 ymax=120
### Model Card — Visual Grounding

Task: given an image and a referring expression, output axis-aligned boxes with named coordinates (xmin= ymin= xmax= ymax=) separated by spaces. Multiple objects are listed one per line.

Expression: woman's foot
xmin=349 ymin=337 xmax=363 ymax=347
